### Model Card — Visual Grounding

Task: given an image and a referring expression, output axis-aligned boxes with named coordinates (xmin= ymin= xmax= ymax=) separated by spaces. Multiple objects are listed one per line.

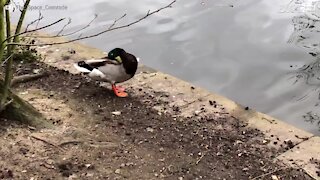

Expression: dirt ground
xmin=0 ymin=61 xmax=315 ymax=180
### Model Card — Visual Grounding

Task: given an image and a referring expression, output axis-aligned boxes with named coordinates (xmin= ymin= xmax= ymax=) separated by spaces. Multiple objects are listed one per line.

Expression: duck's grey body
xmin=73 ymin=59 xmax=134 ymax=84
xmin=87 ymin=60 xmax=132 ymax=83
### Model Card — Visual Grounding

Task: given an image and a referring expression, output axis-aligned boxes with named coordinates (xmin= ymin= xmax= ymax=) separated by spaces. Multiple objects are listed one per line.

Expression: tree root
xmin=11 ymin=72 xmax=49 ymax=86
xmin=0 ymin=80 xmax=53 ymax=129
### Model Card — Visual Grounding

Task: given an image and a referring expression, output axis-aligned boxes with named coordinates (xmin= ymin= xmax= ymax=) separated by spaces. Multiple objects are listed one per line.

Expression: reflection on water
xmin=295 ymin=59 xmax=320 ymax=86
xmin=10 ymin=0 xmax=320 ymax=134
xmin=303 ymin=111 xmax=320 ymax=130
xmin=285 ymin=0 xmax=320 ymax=132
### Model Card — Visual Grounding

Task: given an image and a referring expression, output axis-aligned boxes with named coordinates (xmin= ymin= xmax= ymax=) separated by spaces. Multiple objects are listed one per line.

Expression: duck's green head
xmin=108 ymin=48 xmax=125 ymax=63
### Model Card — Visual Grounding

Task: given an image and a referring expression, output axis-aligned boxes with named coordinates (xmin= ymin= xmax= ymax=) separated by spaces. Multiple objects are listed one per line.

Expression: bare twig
xmin=11 ymin=72 xmax=49 ymax=86
xmin=295 ymin=135 xmax=311 ymax=141
xmin=2 ymin=18 xmax=65 ymax=45
xmin=180 ymin=94 xmax=211 ymax=109
xmin=196 ymin=152 xmax=206 ymax=165
xmin=11 ymin=0 xmax=20 ymax=12
xmin=8 ymin=0 xmax=177 ymax=46
xmin=59 ymin=140 xmax=84 ymax=147
xmin=35 ymin=11 xmax=43 ymax=29
xmin=108 ymin=13 xmax=127 ymax=30
xmin=250 ymin=167 xmax=286 ymax=180
xmin=59 ymin=139 xmax=118 ymax=148
xmin=26 ymin=14 xmax=100 ymax=38
xmin=56 ymin=17 xmax=72 ymax=36
xmin=57 ymin=14 xmax=98 ymax=37
xmin=77 ymin=33 xmax=83 ymax=39
xmin=1 ymin=53 xmax=13 ymax=66
xmin=25 ymin=10 xmax=44 ymax=32
xmin=86 ymin=141 xmax=118 ymax=148
xmin=2 ymin=98 xmax=13 ymax=108
xmin=30 ymin=135 xmax=64 ymax=151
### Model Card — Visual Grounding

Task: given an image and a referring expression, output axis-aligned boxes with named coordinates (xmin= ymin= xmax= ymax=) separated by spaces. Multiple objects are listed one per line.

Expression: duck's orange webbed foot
xmin=112 ymin=84 xmax=128 ymax=97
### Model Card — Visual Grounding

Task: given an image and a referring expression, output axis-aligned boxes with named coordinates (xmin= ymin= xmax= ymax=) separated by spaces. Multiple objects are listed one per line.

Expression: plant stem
xmin=0 ymin=0 xmax=5 ymax=62
xmin=0 ymin=1 xmax=13 ymax=111
xmin=5 ymin=1 xmax=11 ymax=59
xmin=12 ymin=0 xmax=30 ymax=45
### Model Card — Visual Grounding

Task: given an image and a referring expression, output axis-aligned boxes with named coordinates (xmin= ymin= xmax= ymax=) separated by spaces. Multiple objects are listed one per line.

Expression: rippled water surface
xmin=11 ymin=0 xmax=320 ymax=134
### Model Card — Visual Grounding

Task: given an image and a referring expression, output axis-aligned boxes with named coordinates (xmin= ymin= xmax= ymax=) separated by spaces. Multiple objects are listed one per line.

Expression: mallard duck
xmin=73 ymin=48 xmax=139 ymax=97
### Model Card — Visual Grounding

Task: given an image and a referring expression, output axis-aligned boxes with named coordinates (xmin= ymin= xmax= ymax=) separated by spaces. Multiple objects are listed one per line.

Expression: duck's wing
xmin=74 ymin=58 xmax=121 ymax=74
xmin=85 ymin=57 xmax=121 ymax=68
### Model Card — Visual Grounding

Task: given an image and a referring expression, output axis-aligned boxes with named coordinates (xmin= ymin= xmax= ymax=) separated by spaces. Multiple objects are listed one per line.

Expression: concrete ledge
xmin=278 ymin=136 xmax=320 ymax=179
xmin=35 ymin=36 xmax=320 ymax=179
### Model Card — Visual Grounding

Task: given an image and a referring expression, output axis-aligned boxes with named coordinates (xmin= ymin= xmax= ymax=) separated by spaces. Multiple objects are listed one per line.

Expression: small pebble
xmin=86 ymin=173 xmax=94 ymax=177
xmin=271 ymin=175 xmax=279 ymax=180
xmin=33 ymin=69 xmax=41 ymax=74
xmin=112 ymin=111 xmax=121 ymax=116
xmin=194 ymin=110 xmax=201 ymax=115
xmin=242 ymin=167 xmax=249 ymax=171
xmin=68 ymin=49 xmax=76 ymax=54
xmin=115 ymin=169 xmax=121 ymax=174
xmin=146 ymin=127 xmax=154 ymax=132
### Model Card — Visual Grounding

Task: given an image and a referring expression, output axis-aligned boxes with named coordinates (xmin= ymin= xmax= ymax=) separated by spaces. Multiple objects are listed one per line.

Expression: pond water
xmin=10 ymin=0 xmax=320 ymax=135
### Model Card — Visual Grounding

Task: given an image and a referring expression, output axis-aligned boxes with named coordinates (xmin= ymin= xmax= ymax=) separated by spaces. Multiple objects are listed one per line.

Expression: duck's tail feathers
xmin=73 ymin=61 xmax=93 ymax=73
